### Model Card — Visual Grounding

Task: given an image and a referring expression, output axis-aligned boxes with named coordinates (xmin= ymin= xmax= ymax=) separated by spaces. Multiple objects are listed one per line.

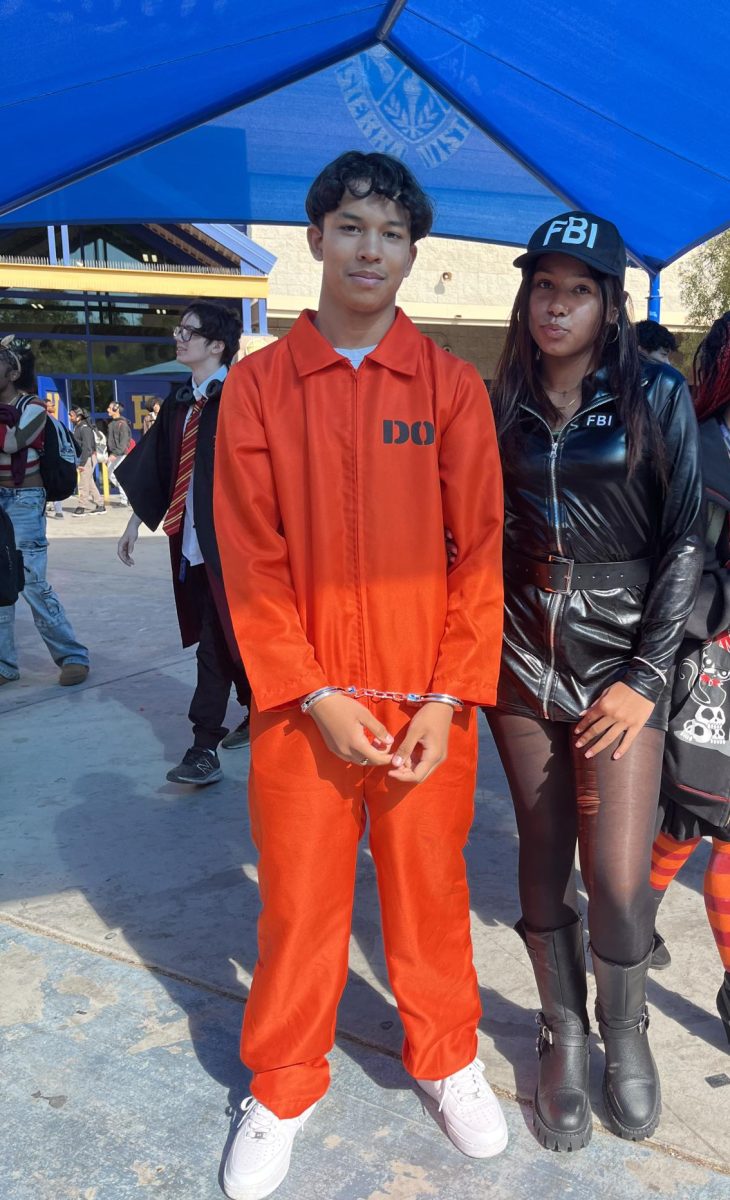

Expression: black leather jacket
xmin=496 ymin=362 xmax=704 ymax=727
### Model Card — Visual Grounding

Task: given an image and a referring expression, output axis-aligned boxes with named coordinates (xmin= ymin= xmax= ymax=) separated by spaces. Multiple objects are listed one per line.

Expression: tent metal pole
xmin=647 ymin=272 xmax=661 ymax=321
xmin=377 ymin=0 xmax=407 ymax=41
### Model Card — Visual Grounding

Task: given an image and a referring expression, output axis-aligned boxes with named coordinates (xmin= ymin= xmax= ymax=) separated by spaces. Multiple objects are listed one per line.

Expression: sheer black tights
xmin=488 ymin=711 xmax=665 ymax=965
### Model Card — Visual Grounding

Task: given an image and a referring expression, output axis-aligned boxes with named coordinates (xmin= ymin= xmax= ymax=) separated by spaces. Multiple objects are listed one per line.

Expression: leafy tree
xmin=677 ymin=230 xmax=730 ymax=375
xmin=680 ymin=230 xmax=730 ymax=327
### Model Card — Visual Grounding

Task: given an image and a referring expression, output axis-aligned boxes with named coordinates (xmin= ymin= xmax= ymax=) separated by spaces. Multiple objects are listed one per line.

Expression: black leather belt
xmin=506 ymin=552 xmax=653 ymax=594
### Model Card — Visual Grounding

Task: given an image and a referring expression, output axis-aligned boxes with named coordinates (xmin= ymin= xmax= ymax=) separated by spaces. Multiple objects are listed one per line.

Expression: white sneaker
xmin=222 ymin=1096 xmax=317 ymax=1200
xmin=417 ymin=1057 xmax=508 ymax=1158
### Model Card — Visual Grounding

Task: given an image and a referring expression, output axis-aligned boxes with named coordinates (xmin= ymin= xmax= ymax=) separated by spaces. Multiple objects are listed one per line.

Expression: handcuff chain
xmin=301 ymin=685 xmax=463 ymax=715
xmin=343 ymin=686 xmax=423 ymax=705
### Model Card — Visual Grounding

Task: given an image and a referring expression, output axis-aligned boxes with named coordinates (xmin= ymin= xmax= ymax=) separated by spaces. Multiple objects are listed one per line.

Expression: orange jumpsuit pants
xmin=244 ymin=698 xmax=481 ymax=1118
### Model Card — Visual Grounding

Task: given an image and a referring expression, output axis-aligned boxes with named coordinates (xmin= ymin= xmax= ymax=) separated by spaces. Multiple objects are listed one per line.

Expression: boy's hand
xmin=117 ymin=514 xmax=142 ymax=566
xmin=388 ymin=701 xmax=454 ymax=785
xmin=574 ymin=681 xmax=655 ymax=760
xmin=309 ymin=693 xmax=394 ymax=766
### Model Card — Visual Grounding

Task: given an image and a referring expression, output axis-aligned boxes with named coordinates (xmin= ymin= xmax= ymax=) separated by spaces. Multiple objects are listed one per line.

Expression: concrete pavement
xmin=1 ymin=502 xmax=728 ymax=1198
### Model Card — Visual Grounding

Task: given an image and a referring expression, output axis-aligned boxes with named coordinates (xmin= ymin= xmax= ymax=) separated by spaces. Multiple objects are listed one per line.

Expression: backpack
xmin=0 ymin=506 xmax=24 ymax=606
xmin=17 ymin=395 xmax=79 ymax=501
xmin=92 ymin=424 xmax=108 ymax=460
xmin=120 ymin=419 xmax=135 ymax=453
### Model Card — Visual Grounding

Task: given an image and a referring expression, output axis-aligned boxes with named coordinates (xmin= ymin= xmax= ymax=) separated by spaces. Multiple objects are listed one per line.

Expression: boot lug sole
xmin=533 ymin=1104 xmax=592 ymax=1152
xmin=601 ymin=1076 xmax=661 ymax=1141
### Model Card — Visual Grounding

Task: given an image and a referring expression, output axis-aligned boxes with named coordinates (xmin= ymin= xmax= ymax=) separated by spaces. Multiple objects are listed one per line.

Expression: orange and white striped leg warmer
xmin=705 ymin=840 xmax=730 ymax=971
xmin=650 ymin=830 xmax=701 ymax=894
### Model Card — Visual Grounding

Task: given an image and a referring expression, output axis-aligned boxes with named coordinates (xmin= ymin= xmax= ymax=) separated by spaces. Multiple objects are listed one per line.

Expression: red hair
xmin=694 ymin=313 xmax=730 ymax=421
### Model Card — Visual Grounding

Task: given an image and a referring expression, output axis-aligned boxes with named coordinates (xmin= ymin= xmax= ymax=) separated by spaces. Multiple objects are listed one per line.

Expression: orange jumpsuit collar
xmin=288 ymin=308 xmax=421 ymax=378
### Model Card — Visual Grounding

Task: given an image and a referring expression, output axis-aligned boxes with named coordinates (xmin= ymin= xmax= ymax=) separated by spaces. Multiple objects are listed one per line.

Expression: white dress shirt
xmin=181 ymin=364 xmax=228 ymax=566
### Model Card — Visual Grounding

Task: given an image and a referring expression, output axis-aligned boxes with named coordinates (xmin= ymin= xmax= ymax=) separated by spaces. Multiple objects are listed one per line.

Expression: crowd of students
xmin=1 ymin=151 xmax=728 ymax=1199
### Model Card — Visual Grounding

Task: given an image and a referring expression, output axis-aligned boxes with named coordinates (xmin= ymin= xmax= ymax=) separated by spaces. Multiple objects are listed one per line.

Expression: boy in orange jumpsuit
xmin=214 ymin=151 xmax=505 ymax=1200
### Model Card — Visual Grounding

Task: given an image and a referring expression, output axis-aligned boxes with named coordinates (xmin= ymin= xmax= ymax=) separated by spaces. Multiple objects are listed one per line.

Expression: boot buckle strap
xmin=535 ymin=1011 xmax=554 ymax=1054
xmin=638 ymin=1008 xmax=650 ymax=1034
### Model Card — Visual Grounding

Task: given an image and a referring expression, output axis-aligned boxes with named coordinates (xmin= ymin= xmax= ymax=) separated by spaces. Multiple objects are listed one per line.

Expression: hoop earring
xmin=606 ymin=322 xmax=620 ymax=345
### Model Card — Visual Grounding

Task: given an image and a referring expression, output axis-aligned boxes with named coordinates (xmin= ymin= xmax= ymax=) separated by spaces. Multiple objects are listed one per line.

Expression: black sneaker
xmin=220 ymin=715 xmax=251 ymax=750
xmin=166 ymin=746 xmax=223 ymax=786
xmin=72 ymin=507 xmax=89 ymax=517
xmin=93 ymin=505 xmax=107 ymax=514
xmin=650 ymin=929 xmax=671 ymax=970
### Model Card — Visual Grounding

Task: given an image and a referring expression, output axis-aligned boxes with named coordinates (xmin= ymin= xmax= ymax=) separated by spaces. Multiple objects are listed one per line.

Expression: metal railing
xmin=0 ymin=255 xmax=240 ymax=275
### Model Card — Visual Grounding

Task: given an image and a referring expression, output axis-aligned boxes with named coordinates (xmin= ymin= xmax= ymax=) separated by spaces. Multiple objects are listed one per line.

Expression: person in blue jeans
xmin=0 ymin=336 xmax=89 ymax=686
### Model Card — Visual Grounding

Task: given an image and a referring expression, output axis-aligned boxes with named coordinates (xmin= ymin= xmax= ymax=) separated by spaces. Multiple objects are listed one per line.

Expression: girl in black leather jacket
xmin=487 ymin=212 xmax=704 ymax=1152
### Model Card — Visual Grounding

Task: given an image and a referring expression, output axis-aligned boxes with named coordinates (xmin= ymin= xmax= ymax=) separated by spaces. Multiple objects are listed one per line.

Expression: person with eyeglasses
xmin=115 ymin=302 xmax=252 ymax=784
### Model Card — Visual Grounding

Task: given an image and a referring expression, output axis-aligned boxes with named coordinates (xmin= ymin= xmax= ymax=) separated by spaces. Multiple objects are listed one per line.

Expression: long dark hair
xmin=693 ymin=312 xmax=730 ymax=422
xmin=492 ymin=262 xmax=663 ymax=479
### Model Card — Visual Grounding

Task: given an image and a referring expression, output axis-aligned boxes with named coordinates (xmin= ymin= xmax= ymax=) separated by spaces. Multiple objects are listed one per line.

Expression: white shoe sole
xmin=445 ymin=1119 xmax=509 ymax=1159
xmin=222 ymin=1150 xmax=292 ymax=1200
xmin=165 ymin=767 xmax=223 ymax=785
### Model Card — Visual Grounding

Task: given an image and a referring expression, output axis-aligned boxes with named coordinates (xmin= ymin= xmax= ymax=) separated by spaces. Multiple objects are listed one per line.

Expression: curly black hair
xmin=635 ymin=320 xmax=678 ymax=354
xmin=305 ymin=151 xmax=434 ymax=243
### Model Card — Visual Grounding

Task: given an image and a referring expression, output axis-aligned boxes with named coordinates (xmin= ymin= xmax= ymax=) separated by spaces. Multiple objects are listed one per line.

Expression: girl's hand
xmin=574 ymin=682 xmax=655 ymax=760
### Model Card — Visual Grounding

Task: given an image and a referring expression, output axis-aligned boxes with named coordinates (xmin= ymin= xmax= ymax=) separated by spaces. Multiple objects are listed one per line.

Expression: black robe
xmin=115 ymin=380 xmax=238 ymax=652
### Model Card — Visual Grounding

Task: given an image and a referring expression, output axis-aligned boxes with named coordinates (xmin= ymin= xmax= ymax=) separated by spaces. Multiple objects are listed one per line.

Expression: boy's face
xmin=174 ymin=310 xmax=225 ymax=374
xmin=307 ymin=188 xmax=417 ymax=317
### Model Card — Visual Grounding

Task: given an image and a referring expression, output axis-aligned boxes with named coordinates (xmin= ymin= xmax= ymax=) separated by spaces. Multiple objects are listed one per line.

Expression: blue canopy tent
xmin=1 ymin=1 xmax=729 ymax=313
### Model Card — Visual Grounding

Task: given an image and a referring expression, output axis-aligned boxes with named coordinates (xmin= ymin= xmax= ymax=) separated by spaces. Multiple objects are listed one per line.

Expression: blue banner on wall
xmin=37 ymin=375 xmax=71 ymax=426
xmin=114 ymin=376 xmax=178 ymax=435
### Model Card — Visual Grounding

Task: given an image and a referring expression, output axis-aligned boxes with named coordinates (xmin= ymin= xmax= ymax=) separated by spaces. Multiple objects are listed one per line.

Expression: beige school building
xmin=249 ymin=225 xmax=693 ymax=379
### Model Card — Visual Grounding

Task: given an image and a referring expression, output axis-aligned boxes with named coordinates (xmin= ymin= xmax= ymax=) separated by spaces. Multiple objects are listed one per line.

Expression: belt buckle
xmin=545 ymin=554 xmax=574 ymax=594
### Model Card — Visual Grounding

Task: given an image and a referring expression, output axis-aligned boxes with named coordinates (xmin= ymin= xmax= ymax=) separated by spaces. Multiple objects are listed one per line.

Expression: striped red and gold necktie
xmin=162 ymin=394 xmax=205 ymax=536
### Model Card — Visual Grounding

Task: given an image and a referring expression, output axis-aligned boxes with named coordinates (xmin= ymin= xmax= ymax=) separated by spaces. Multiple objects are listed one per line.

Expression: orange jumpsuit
xmin=214 ymin=309 xmax=504 ymax=1117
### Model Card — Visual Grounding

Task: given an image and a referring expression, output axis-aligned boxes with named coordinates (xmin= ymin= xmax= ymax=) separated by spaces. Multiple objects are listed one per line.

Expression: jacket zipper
xmin=352 ymin=366 xmax=370 ymax=692
xmin=542 ymin=437 xmax=562 ymax=717
xmin=524 ymin=397 xmax=614 ymax=718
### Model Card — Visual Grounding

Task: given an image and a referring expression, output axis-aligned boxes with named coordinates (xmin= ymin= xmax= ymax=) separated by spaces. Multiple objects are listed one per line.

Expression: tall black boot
xmin=592 ymin=947 xmax=661 ymax=1140
xmin=516 ymin=918 xmax=592 ymax=1151
xmin=717 ymin=971 xmax=730 ymax=1045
